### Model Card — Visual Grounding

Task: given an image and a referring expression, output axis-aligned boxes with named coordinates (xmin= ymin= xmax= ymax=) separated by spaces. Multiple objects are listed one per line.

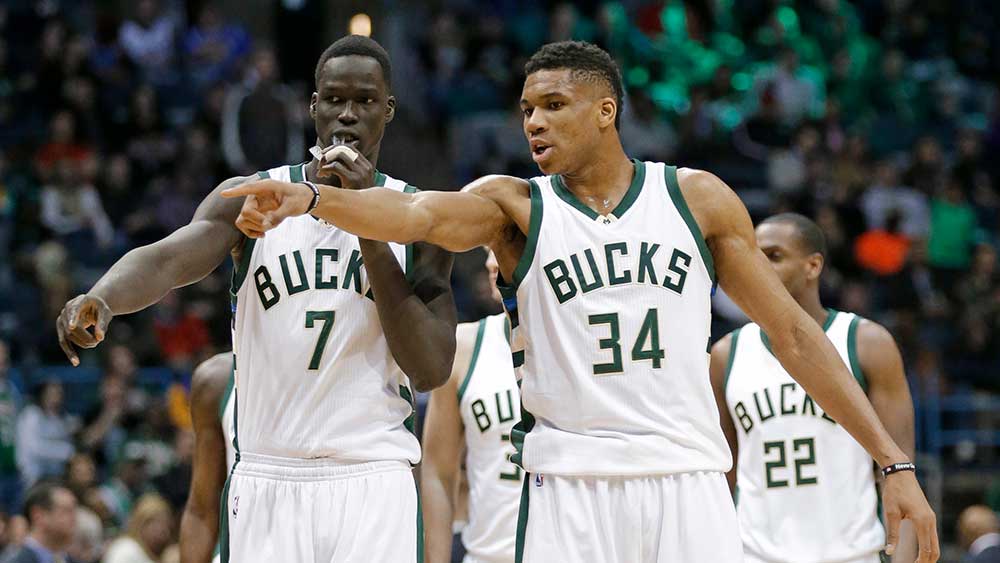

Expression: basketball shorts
xmin=743 ymin=553 xmax=881 ymax=563
xmin=517 ymin=470 xmax=743 ymax=563
xmin=221 ymin=453 xmax=419 ymax=563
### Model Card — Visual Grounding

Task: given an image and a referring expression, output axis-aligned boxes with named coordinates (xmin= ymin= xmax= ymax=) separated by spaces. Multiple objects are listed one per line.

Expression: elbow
xmin=410 ymin=362 xmax=453 ymax=393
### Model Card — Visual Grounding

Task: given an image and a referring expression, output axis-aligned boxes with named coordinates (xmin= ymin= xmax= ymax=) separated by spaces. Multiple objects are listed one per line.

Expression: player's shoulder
xmin=850 ymin=315 xmax=897 ymax=350
xmin=191 ymin=353 xmax=232 ymax=400
xmin=710 ymin=323 xmax=754 ymax=357
xmin=462 ymin=175 xmax=531 ymax=201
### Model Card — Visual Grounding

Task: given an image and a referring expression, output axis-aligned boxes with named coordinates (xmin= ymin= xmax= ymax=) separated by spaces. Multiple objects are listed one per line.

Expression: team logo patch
xmin=535 ymin=474 xmax=544 ymax=487
xmin=232 ymin=495 xmax=240 ymax=518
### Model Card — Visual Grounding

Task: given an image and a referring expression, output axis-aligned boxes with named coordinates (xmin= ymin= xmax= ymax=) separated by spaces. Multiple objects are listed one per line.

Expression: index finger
xmin=221 ymin=183 xmax=267 ymax=199
xmin=56 ymin=315 xmax=80 ymax=366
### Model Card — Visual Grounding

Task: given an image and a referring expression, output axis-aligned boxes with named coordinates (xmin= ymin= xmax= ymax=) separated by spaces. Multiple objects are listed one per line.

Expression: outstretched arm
xmin=221 ymin=175 xmax=530 ymax=252
xmin=180 ymin=353 xmax=231 ymax=563
xmin=858 ymin=321 xmax=919 ymax=563
xmin=680 ymin=168 xmax=938 ymax=562
xmin=56 ymin=176 xmax=250 ymax=365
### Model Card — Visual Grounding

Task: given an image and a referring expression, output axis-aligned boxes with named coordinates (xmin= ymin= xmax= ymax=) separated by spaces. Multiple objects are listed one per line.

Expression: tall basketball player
xmin=711 ymin=213 xmax=918 ymax=563
xmin=56 ymin=36 xmax=457 ymax=563
xmin=180 ymin=352 xmax=234 ymax=563
xmin=422 ymin=251 xmax=521 ymax=563
xmin=222 ymin=41 xmax=939 ymax=562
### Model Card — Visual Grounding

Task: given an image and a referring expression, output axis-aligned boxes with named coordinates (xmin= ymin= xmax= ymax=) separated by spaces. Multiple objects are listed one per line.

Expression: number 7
xmin=305 ymin=310 xmax=335 ymax=370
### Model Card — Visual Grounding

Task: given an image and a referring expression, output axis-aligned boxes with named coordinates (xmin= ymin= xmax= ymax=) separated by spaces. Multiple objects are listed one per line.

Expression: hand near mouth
xmin=316 ymin=142 xmax=376 ymax=191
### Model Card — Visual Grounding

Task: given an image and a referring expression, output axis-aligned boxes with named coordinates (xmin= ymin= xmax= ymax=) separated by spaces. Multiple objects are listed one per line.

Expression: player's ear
xmin=806 ymin=253 xmax=824 ymax=281
xmin=385 ymin=95 xmax=396 ymax=124
xmin=310 ymin=92 xmax=318 ymax=119
xmin=598 ymin=98 xmax=616 ymax=128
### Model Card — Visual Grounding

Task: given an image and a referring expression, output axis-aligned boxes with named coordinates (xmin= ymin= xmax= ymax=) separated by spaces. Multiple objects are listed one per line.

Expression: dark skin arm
xmin=179 ymin=353 xmax=231 ymax=563
xmin=858 ymin=320 xmax=918 ymax=563
xmin=709 ymin=333 xmax=740 ymax=495
xmin=420 ymin=322 xmax=477 ymax=563
xmin=56 ymin=176 xmax=251 ymax=365
xmin=311 ymin=150 xmax=457 ymax=392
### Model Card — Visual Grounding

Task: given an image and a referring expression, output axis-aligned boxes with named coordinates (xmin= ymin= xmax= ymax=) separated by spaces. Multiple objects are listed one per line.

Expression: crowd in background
xmin=0 ymin=0 xmax=998 ymax=560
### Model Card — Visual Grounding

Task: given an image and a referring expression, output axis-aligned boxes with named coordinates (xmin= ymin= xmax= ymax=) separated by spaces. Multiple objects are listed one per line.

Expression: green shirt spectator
xmin=928 ymin=181 xmax=979 ymax=269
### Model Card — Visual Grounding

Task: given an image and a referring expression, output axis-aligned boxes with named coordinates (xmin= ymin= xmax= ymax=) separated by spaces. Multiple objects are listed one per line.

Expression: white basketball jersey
xmin=220 ymin=363 xmax=236 ymax=472
xmin=505 ymin=160 xmax=731 ymax=476
xmin=457 ymin=314 xmax=521 ymax=563
xmin=725 ymin=311 xmax=885 ymax=563
xmin=230 ymin=163 xmax=420 ymax=464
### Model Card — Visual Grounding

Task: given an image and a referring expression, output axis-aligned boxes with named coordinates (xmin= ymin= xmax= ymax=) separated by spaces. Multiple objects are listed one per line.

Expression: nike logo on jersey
xmin=733 ymin=382 xmax=837 ymax=435
xmin=253 ymin=248 xmax=373 ymax=310
xmin=543 ymin=242 xmax=692 ymax=304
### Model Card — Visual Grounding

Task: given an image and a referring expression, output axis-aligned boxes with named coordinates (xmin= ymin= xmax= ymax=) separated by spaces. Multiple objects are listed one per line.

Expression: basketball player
xmin=223 ymin=41 xmax=939 ymax=562
xmin=56 ymin=35 xmax=457 ymax=563
xmin=180 ymin=352 xmax=234 ymax=563
xmin=422 ymin=251 xmax=521 ymax=563
xmin=711 ymin=213 xmax=918 ymax=563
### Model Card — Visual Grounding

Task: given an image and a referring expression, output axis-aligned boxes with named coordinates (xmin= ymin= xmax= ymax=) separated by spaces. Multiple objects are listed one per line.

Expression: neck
xmin=797 ymin=290 xmax=828 ymax=327
xmin=29 ymin=531 xmax=61 ymax=553
xmin=559 ymin=140 xmax=631 ymax=201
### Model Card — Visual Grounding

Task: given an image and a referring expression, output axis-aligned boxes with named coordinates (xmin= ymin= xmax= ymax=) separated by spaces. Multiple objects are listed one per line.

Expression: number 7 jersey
xmin=724 ymin=311 xmax=885 ymax=562
xmin=230 ymin=163 xmax=420 ymax=464
xmin=506 ymin=160 xmax=731 ymax=476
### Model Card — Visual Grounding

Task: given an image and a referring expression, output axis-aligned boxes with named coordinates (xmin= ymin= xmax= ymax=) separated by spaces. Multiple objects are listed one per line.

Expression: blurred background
xmin=0 ymin=0 xmax=998 ymax=561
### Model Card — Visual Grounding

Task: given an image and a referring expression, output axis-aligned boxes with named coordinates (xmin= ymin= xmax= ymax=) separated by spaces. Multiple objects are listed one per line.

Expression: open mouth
xmin=531 ymin=143 xmax=552 ymax=161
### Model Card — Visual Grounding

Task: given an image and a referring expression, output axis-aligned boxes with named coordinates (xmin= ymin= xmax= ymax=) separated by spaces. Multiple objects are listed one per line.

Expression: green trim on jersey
xmin=510 ymin=396 xmax=535 ymax=468
xmin=219 ymin=357 xmax=235 ymax=420
xmin=374 ymin=171 xmax=387 ymax=187
xmin=229 ymin=237 xmax=257 ymax=307
xmin=760 ymin=308 xmax=838 ymax=356
xmin=510 ymin=180 xmax=544 ymax=287
xmin=219 ymin=474 xmax=232 ymax=563
xmin=514 ymin=476 xmax=530 ymax=563
xmin=416 ymin=480 xmax=425 ymax=563
xmin=399 ymin=384 xmax=417 ymax=436
xmin=847 ymin=315 xmax=868 ymax=392
xmin=457 ymin=318 xmax=488 ymax=401
xmin=551 ymin=159 xmax=645 ymax=220
xmin=289 ymin=163 xmax=305 ymax=182
xmin=723 ymin=328 xmax=742 ymax=392
xmin=663 ymin=165 xmax=716 ymax=283
xmin=503 ymin=316 xmax=511 ymax=345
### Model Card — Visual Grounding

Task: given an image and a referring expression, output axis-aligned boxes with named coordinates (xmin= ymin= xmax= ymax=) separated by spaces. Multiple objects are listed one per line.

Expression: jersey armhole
xmin=403 ymin=183 xmax=418 ymax=281
xmin=663 ymin=165 xmax=717 ymax=286
xmin=847 ymin=316 xmax=868 ymax=392
xmin=218 ymin=357 xmax=236 ymax=420
xmin=498 ymin=179 xmax=543 ymax=293
xmin=723 ymin=327 xmax=742 ymax=393
xmin=229 ymin=169 xmax=273 ymax=302
xmin=457 ymin=318 xmax=488 ymax=401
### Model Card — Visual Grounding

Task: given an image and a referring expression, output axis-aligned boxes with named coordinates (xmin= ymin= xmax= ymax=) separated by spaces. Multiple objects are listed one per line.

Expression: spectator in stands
xmin=118 ymin=0 xmax=179 ymax=88
xmin=151 ymin=292 xmax=210 ymax=373
xmin=220 ymin=45 xmax=302 ymax=175
xmin=958 ymin=505 xmax=1000 ymax=562
xmin=928 ymin=176 xmax=980 ymax=293
xmin=0 ymin=482 xmax=76 ymax=563
xmin=15 ymin=382 xmax=76 ymax=488
xmin=79 ymin=377 xmax=127 ymax=470
xmin=63 ymin=454 xmax=97 ymax=511
xmin=905 ymin=136 xmax=946 ymax=197
xmin=39 ymin=158 xmax=114 ymax=252
xmin=183 ymin=3 xmax=251 ymax=91
xmin=0 ymin=340 xmax=21 ymax=516
xmin=861 ymin=159 xmax=931 ymax=239
xmin=754 ymin=48 xmax=821 ymax=127
xmin=67 ymin=508 xmax=102 ymax=563
xmin=97 ymin=448 xmax=148 ymax=528
xmin=151 ymin=430 xmax=191 ymax=512
xmin=855 ymin=210 xmax=911 ymax=276
xmin=102 ymin=494 xmax=173 ymax=563
xmin=34 ymin=111 xmax=93 ymax=181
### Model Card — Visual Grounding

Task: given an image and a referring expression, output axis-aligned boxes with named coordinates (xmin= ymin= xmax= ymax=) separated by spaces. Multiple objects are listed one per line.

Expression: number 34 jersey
xmin=724 ymin=311 xmax=885 ymax=563
xmin=507 ymin=160 xmax=731 ymax=476
xmin=230 ymin=163 xmax=420 ymax=464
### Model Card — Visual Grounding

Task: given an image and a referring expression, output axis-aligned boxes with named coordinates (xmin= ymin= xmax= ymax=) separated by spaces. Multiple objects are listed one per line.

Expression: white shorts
xmin=517 ymin=471 xmax=743 ymax=563
xmin=221 ymin=453 xmax=420 ymax=563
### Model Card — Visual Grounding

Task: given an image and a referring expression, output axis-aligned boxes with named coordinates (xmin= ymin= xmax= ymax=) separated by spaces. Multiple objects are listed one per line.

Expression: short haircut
xmin=525 ymin=41 xmax=624 ymax=129
xmin=314 ymin=35 xmax=392 ymax=89
xmin=23 ymin=482 xmax=68 ymax=525
xmin=761 ymin=212 xmax=827 ymax=259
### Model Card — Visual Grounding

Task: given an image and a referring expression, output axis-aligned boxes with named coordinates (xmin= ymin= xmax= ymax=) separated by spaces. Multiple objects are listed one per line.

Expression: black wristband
xmin=301 ymin=181 xmax=321 ymax=213
xmin=881 ymin=461 xmax=916 ymax=478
